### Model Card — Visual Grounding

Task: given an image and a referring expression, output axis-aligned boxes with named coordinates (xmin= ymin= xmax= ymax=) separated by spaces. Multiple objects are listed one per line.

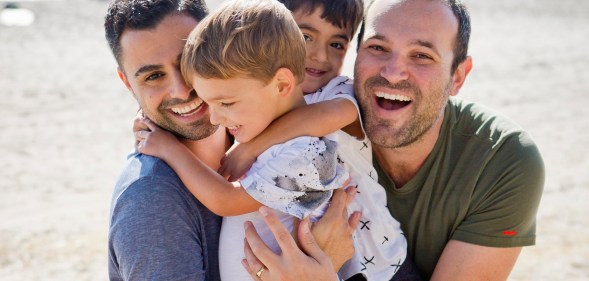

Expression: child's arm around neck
xmin=220 ymin=93 xmax=361 ymax=181
xmin=137 ymin=118 xmax=262 ymax=216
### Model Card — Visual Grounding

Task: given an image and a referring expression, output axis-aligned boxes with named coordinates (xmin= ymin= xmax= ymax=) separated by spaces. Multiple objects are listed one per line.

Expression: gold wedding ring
xmin=256 ymin=266 xmax=266 ymax=278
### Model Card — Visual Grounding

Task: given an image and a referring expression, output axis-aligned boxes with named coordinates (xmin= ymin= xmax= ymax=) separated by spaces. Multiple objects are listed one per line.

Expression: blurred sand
xmin=0 ymin=0 xmax=587 ymax=280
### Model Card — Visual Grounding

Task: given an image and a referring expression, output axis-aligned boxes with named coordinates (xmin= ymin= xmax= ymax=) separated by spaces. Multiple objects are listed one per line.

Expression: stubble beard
xmin=157 ymin=116 xmax=219 ymax=141
xmin=149 ymin=92 xmax=220 ymax=141
xmin=355 ymin=75 xmax=452 ymax=149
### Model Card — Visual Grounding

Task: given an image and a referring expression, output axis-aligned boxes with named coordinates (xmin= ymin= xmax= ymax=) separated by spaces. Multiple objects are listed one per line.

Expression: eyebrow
xmin=298 ymin=23 xmax=350 ymax=41
xmin=409 ymin=39 xmax=440 ymax=56
xmin=134 ymin=65 xmax=162 ymax=77
xmin=366 ymin=35 xmax=439 ymax=53
xmin=207 ymin=95 xmax=235 ymax=102
xmin=366 ymin=34 xmax=388 ymax=42
xmin=410 ymin=40 xmax=434 ymax=50
xmin=133 ymin=53 xmax=183 ymax=77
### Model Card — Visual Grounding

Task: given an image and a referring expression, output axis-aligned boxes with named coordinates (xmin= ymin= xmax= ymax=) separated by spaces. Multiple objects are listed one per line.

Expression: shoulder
xmin=448 ymin=97 xmax=544 ymax=177
xmin=110 ymin=153 xmax=220 ymax=232
xmin=111 ymin=153 xmax=183 ymax=210
xmin=109 ymin=153 xmax=222 ymax=280
xmin=449 ymin=97 xmax=539 ymax=153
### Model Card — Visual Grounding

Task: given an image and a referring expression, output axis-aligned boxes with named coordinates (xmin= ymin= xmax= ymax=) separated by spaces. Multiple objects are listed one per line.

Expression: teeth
xmin=375 ymin=92 xmax=412 ymax=102
xmin=306 ymin=68 xmax=323 ymax=74
xmin=171 ymin=100 xmax=203 ymax=114
xmin=226 ymin=125 xmax=239 ymax=130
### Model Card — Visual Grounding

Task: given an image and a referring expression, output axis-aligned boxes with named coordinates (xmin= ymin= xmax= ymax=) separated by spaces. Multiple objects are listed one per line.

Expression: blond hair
xmin=181 ymin=0 xmax=306 ymax=85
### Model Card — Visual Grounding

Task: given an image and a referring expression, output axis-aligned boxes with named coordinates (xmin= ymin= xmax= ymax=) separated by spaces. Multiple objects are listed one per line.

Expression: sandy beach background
xmin=0 ymin=0 xmax=587 ymax=280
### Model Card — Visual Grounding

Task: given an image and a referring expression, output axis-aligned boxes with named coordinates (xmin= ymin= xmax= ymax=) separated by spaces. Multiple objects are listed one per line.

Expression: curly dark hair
xmin=104 ymin=0 xmax=208 ymax=65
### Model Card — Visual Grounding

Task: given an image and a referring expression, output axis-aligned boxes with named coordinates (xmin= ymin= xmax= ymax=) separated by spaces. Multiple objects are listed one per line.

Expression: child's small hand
xmin=134 ymin=118 xmax=181 ymax=160
xmin=218 ymin=144 xmax=256 ymax=182
xmin=132 ymin=109 xmax=147 ymax=148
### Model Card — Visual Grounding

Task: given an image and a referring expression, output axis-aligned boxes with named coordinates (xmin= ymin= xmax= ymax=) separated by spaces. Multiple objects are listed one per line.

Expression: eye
xmin=368 ymin=44 xmax=385 ymax=52
xmin=220 ymin=102 xmax=234 ymax=107
xmin=330 ymin=42 xmax=345 ymax=50
xmin=414 ymin=53 xmax=434 ymax=62
xmin=303 ymin=34 xmax=312 ymax=42
xmin=145 ymin=72 xmax=164 ymax=81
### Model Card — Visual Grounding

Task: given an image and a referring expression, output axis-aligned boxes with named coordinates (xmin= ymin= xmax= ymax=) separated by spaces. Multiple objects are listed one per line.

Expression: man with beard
xmin=242 ymin=0 xmax=544 ymax=280
xmin=105 ymin=1 xmax=357 ymax=280
xmin=104 ymin=1 xmax=226 ymax=280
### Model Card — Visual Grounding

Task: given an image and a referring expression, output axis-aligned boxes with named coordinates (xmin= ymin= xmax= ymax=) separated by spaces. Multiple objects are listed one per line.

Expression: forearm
xmin=161 ymin=144 xmax=260 ymax=216
xmin=247 ymin=99 xmax=358 ymax=155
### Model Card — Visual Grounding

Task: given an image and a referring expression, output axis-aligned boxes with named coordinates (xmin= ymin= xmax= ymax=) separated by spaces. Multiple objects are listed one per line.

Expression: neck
xmin=373 ymin=113 xmax=445 ymax=188
xmin=180 ymin=127 xmax=230 ymax=171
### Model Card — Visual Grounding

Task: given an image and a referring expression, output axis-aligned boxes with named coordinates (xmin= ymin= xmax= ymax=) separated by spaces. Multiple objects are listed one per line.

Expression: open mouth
xmin=170 ymin=100 xmax=204 ymax=117
xmin=225 ymin=125 xmax=240 ymax=136
xmin=375 ymin=92 xmax=412 ymax=110
xmin=305 ymin=67 xmax=326 ymax=77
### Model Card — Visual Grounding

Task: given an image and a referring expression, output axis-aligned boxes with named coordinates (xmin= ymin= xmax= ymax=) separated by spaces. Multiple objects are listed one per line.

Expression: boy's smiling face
xmin=293 ymin=6 xmax=353 ymax=94
xmin=190 ymin=74 xmax=282 ymax=144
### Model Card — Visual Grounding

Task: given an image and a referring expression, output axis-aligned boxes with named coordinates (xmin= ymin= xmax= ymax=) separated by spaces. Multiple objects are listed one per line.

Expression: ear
xmin=117 ymin=67 xmax=133 ymax=92
xmin=450 ymin=56 xmax=472 ymax=96
xmin=272 ymin=68 xmax=296 ymax=97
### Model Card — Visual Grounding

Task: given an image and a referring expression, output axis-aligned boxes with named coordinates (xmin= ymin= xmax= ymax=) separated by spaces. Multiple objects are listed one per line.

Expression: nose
xmin=308 ymin=42 xmax=328 ymax=63
xmin=380 ymin=53 xmax=409 ymax=84
xmin=169 ymin=71 xmax=192 ymax=100
xmin=208 ymin=106 xmax=223 ymax=126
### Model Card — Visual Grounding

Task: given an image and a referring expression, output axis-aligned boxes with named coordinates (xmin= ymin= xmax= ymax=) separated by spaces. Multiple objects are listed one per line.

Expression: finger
xmin=217 ymin=164 xmax=227 ymax=177
xmin=323 ymin=188 xmax=347 ymax=221
xmin=244 ymin=220 xmax=280 ymax=269
xmin=342 ymin=176 xmax=351 ymax=187
xmin=243 ymin=237 xmax=265 ymax=280
xmin=135 ymin=107 xmax=145 ymax=118
xmin=241 ymin=259 xmax=262 ymax=281
xmin=344 ymin=185 xmax=357 ymax=207
xmin=142 ymin=118 xmax=160 ymax=132
xmin=228 ymin=171 xmax=240 ymax=182
xmin=258 ymin=206 xmax=299 ymax=256
xmin=134 ymin=130 xmax=148 ymax=141
xmin=297 ymin=218 xmax=328 ymax=263
xmin=348 ymin=211 xmax=362 ymax=231
xmin=136 ymin=140 xmax=145 ymax=153
xmin=133 ymin=116 xmax=149 ymax=133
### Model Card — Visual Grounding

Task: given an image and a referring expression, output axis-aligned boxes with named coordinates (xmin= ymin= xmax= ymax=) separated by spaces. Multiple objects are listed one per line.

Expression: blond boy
xmin=135 ymin=0 xmax=418 ymax=280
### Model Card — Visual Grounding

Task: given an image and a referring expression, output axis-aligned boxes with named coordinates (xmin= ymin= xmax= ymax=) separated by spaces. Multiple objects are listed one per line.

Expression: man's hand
xmin=242 ymin=206 xmax=339 ymax=281
xmin=241 ymin=185 xmax=361 ymax=280
xmin=311 ymin=186 xmax=361 ymax=271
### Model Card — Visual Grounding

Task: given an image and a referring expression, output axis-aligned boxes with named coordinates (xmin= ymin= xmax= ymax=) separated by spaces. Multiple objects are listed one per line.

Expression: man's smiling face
xmin=118 ymin=12 xmax=218 ymax=140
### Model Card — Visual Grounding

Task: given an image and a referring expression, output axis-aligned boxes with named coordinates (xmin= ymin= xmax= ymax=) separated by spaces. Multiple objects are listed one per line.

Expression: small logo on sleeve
xmin=502 ymin=230 xmax=517 ymax=236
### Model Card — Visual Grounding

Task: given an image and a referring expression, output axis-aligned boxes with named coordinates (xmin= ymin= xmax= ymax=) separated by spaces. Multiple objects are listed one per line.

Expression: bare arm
xmin=430 ymin=240 xmax=522 ymax=281
xmin=136 ymin=119 xmax=261 ymax=216
xmin=220 ymin=98 xmax=360 ymax=181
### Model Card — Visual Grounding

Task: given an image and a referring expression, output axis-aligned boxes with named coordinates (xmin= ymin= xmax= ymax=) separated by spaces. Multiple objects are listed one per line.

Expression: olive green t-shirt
xmin=374 ymin=97 xmax=544 ymax=280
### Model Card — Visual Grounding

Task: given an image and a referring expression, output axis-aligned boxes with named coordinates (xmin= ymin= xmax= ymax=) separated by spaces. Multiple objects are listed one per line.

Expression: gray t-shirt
xmin=108 ymin=153 xmax=222 ymax=281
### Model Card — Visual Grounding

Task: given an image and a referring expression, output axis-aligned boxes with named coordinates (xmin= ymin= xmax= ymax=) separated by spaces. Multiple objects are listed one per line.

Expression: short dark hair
xmin=104 ymin=0 xmax=208 ymax=65
xmin=358 ymin=0 xmax=471 ymax=73
xmin=278 ymin=0 xmax=364 ymax=38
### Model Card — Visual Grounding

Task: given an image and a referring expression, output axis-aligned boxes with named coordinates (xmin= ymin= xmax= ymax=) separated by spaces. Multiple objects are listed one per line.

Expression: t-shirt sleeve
xmin=240 ymin=136 xmax=349 ymax=219
xmin=452 ymin=132 xmax=545 ymax=247
xmin=108 ymin=177 xmax=220 ymax=281
xmin=306 ymin=76 xmax=358 ymax=111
